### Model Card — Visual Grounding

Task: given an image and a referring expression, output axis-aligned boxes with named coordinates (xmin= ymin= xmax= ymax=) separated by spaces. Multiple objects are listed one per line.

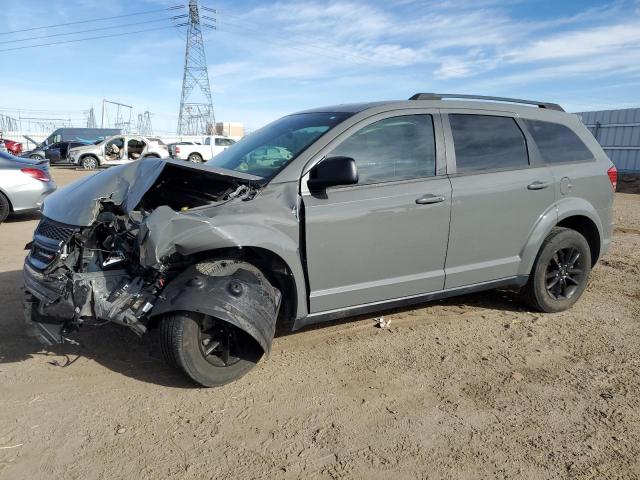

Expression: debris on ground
xmin=374 ymin=317 xmax=391 ymax=329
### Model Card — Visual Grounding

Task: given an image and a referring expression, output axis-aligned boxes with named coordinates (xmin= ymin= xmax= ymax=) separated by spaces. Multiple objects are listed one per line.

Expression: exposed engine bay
xmin=23 ymin=160 xmax=280 ymax=351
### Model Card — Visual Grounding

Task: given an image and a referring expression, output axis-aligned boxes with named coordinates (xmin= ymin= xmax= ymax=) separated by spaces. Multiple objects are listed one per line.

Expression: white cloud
xmin=211 ymin=0 xmax=640 ymax=84
xmin=506 ymin=21 xmax=640 ymax=62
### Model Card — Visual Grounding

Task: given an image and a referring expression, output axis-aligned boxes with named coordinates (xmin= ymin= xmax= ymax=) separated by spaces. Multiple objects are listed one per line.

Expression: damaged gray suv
xmin=24 ymin=93 xmax=616 ymax=387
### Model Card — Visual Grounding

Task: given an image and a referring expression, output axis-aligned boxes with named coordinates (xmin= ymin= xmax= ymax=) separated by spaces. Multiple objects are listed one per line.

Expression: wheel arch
xmin=182 ymin=246 xmax=300 ymax=331
xmin=150 ymin=258 xmax=284 ymax=354
xmin=556 ymin=215 xmax=601 ymax=266
xmin=518 ymin=198 xmax=604 ymax=276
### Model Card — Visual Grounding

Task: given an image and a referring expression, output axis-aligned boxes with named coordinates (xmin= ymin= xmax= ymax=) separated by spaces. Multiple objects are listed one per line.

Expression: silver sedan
xmin=0 ymin=151 xmax=57 ymax=223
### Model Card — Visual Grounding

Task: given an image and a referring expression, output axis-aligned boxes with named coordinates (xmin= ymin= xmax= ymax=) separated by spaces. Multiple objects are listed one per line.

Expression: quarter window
xmin=215 ymin=138 xmax=235 ymax=146
xmin=523 ymin=119 xmax=593 ymax=163
xmin=329 ymin=115 xmax=436 ymax=185
xmin=449 ymin=114 xmax=528 ymax=173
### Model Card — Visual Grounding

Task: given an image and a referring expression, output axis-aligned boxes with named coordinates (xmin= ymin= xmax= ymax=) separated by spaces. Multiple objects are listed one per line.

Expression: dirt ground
xmin=1 ymin=167 xmax=639 ymax=480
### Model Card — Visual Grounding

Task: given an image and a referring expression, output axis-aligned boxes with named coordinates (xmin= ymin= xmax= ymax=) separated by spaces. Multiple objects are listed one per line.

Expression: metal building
xmin=577 ymin=107 xmax=640 ymax=173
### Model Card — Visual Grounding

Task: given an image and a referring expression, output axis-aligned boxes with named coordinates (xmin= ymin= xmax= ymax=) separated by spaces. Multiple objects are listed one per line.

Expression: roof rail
xmin=409 ymin=93 xmax=564 ymax=112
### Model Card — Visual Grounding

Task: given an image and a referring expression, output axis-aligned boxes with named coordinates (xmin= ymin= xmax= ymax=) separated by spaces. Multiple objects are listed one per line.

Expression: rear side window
xmin=330 ymin=115 xmax=436 ymax=185
xmin=449 ymin=114 xmax=528 ymax=173
xmin=523 ymin=119 xmax=593 ymax=163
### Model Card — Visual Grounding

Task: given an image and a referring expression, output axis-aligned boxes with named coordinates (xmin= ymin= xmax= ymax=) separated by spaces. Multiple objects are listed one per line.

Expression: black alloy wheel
xmin=544 ymin=246 xmax=587 ymax=300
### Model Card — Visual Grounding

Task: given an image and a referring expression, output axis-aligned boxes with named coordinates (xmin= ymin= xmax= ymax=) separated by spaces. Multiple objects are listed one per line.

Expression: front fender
xmin=139 ymin=205 xmax=308 ymax=320
xmin=517 ymin=197 xmax=604 ymax=277
xmin=151 ymin=260 xmax=282 ymax=354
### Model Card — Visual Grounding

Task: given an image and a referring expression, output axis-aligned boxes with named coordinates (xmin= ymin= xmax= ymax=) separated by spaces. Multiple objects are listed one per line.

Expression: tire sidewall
xmin=172 ymin=312 xmax=262 ymax=387
xmin=0 ymin=192 xmax=10 ymax=223
xmin=81 ymin=156 xmax=98 ymax=169
xmin=532 ymin=230 xmax=592 ymax=312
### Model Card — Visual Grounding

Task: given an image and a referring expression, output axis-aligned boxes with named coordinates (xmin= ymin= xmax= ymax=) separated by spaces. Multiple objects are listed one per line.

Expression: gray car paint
xmin=32 ymin=98 xmax=614 ymax=333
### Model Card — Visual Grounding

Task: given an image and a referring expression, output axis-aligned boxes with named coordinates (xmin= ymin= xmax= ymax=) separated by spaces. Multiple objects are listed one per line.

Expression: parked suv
xmin=69 ymin=135 xmax=168 ymax=169
xmin=23 ymin=93 xmax=615 ymax=387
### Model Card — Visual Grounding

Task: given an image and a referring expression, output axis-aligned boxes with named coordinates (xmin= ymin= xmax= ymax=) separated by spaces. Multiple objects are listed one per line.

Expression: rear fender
xmin=517 ymin=198 xmax=603 ymax=276
xmin=150 ymin=260 xmax=282 ymax=355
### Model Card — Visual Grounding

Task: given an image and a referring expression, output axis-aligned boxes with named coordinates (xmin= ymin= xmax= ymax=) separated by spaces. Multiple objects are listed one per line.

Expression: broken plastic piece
xmin=375 ymin=317 xmax=391 ymax=328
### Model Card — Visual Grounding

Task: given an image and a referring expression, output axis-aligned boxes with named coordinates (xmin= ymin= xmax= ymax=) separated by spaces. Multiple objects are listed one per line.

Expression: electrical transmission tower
xmin=136 ymin=111 xmax=153 ymax=135
xmin=85 ymin=108 xmax=97 ymax=128
xmin=177 ymin=0 xmax=216 ymax=135
xmin=0 ymin=114 xmax=19 ymax=132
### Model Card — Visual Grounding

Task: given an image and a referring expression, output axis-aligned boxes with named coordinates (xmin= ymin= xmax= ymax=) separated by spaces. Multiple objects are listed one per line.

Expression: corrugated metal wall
xmin=577 ymin=108 xmax=640 ymax=173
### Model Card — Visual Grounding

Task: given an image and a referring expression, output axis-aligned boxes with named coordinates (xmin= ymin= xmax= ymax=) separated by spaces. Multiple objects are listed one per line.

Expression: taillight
xmin=175 ymin=146 xmax=181 ymax=154
xmin=607 ymin=165 xmax=617 ymax=191
xmin=21 ymin=168 xmax=50 ymax=182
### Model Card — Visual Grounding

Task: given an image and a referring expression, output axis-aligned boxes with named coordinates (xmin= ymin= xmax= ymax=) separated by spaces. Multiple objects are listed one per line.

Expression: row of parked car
xmin=0 ymin=128 xmax=237 ymax=223
xmin=1 ymin=128 xmax=237 ymax=170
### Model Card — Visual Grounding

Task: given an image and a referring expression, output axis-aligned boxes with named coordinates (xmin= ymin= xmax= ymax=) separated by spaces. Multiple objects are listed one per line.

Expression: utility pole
xmin=177 ymin=0 xmax=216 ymax=135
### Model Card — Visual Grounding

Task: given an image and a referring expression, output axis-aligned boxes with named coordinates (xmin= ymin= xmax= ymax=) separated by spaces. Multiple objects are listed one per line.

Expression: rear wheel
xmin=521 ymin=227 xmax=592 ymax=312
xmin=29 ymin=154 xmax=44 ymax=160
xmin=187 ymin=152 xmax=203 ymax=163
xmin=81 ymin=156 xmax=98 ymax=170
xmin=0 ymin=192 xmax=11 ymax=223
xmin=160 ymin=311 xmax=263 ymax=387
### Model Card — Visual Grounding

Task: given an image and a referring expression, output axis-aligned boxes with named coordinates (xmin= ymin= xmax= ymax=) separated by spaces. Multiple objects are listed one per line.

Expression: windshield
xmin=206 ymin=112 xmax=352 ymax=178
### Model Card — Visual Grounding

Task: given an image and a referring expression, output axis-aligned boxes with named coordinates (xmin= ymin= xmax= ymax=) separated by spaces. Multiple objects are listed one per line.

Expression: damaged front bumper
xmin=23 ymin=260 xmax=154 ymax=337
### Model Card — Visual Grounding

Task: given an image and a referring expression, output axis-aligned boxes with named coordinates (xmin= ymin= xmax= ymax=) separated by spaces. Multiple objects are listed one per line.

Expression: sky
xmin=1 ymin=0 xmax=639 ymax=134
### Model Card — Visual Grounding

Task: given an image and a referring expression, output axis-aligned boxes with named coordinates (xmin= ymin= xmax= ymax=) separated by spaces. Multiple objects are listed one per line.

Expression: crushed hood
xmin=42 ymin=158 xmax=263 ymax=226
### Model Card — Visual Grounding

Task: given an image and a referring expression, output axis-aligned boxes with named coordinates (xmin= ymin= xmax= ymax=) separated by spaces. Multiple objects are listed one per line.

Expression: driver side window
xmin=329 ymin=115 xmax=436 ymax=185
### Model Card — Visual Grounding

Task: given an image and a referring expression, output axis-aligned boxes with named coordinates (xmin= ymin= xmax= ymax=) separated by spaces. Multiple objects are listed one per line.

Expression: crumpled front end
xmin=22 ymin=159 xmax=282 ymax=354
xmin=24 ymin=213 xmax=165 ymax=343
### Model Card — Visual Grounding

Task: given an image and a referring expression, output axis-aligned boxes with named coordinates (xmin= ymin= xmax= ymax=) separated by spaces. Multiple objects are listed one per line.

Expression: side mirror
xmin=307 ymin=156 xmax=358 ymax=192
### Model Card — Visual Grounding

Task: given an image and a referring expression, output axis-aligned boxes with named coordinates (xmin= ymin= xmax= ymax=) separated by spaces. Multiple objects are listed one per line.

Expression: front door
xmin=302 ymin=112 xmax=452 ymax=313
xmin=443 ymin=112 xmax=557 ymax=288
xmin=104 ymin=137 xmax=126 ymax=164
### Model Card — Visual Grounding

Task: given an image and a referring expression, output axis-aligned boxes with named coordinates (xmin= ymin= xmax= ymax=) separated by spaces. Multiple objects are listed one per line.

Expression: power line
xmin=0 ymin=5 xmax=185 ymax=36
xmin=0 ymin=15 xmax=188 ymax=45
xmin=0 ymin=24 xmax=188 ymax=53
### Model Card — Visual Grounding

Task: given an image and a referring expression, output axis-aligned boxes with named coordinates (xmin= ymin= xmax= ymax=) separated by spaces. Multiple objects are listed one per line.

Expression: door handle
xmin=415 ymin=194 xmax=446 ymax=205
xmin=527 ymin=181 xmax=551 ymax=190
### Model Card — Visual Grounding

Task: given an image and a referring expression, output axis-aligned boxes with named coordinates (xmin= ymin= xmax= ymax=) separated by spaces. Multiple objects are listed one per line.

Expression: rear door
xmin=302 ymin=111 xmax=452 ymax=313
xmin=443 ymin=111 xmax=557 ymax=288
xmin=521 ymin=119 xmax=610 ymax=218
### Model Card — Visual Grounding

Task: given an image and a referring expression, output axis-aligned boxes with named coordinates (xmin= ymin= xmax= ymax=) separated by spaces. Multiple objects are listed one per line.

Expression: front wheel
xmin=30 ymin=154 xmax=44 ymax=160
xmin=80 ymin=156 xmax=98 ymax=170
xmin=159 ymin=311 xmax=263 ymax=387
xmin=521 ymin=227 xmax=592 ymax=312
